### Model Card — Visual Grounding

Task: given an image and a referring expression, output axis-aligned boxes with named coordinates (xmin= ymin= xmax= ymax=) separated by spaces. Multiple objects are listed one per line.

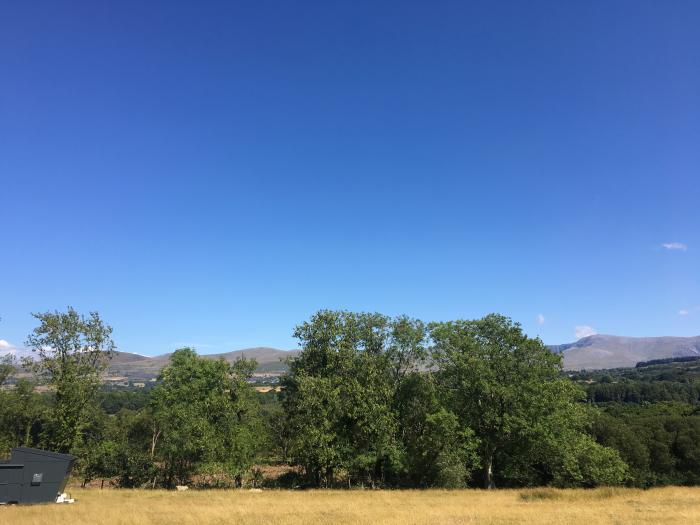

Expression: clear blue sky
xmin=1 ymin=1 xmax=698 ymax=356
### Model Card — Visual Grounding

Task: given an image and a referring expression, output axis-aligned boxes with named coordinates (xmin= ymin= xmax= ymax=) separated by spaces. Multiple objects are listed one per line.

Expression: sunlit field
xmin=3 ymin=487 xmax=700 ymax=525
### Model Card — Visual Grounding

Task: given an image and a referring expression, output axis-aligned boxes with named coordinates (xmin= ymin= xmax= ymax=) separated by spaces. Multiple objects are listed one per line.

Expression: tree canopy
xmin=150 ymin=348 xmax=263 ymax=487
xmin=25 ymin=307 xmax=115 ymax=453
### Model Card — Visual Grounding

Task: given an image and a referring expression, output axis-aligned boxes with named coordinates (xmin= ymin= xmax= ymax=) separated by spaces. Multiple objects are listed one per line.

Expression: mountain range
xmin=550 ymin=334 xmax=700 ymax=370
xmin=106 ymin=347 xmax=301 ymax=380
xmin=6 ymin=335 xmax=700 ymax=381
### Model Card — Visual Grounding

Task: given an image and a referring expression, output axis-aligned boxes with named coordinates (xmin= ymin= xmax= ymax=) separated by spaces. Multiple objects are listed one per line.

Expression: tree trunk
xmin=150 ymin=427 xmax=161 ymax=457
xmin=483 ymin=453 xmax=495 ymax=489
xmin=24 ymin=422 xmax=32 ymax=446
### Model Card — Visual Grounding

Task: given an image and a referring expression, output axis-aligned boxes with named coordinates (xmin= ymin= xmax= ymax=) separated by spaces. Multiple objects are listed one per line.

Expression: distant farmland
xmin=3 ymin=487 xmax=700 ymax=525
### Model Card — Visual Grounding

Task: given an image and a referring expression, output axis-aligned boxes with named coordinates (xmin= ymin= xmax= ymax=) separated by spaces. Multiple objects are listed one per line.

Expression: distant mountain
xmin=40 ymin=335 xmax=700 ymax=381
xmin=551 ymin=335 xmax=700 ymax=370
xmin=109 ymin=351 xmax=153 ymax=364
xmin=106 ymin=347 xmax=300 ymax=380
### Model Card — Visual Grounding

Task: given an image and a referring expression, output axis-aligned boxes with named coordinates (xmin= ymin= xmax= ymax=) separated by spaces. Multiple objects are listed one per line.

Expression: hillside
xmin=99 ymin=335 xmax=700 ymax=378
xmin=9 ymin=335 xmax=700 ymax=377
xmin=553 ymin=334 xmax=700 ymax=370
xmin=106 ymin=347 xmax=300 ymax=380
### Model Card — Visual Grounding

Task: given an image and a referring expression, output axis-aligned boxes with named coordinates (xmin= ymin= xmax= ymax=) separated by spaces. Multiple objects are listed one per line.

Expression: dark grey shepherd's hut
xmin=0 ymin=447 xmax=75 ymax=504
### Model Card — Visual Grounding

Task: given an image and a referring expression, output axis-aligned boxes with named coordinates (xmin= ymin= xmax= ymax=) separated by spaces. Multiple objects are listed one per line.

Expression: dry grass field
xmin=3 ymin=486 xmax=700 ymax=525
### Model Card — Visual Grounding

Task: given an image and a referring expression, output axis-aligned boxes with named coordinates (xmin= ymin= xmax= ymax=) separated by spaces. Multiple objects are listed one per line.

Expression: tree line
xmin=1 ymin=307 xmax=699 ymax=489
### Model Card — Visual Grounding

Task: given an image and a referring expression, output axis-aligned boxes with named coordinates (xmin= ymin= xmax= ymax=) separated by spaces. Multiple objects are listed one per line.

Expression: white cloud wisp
xmin=575 ymin=325 xmax=598 ymax=339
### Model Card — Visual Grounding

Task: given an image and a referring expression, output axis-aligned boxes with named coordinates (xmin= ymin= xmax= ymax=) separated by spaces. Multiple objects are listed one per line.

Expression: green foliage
xmin=81 ymin=440 xmax=121 ymax=487
xmin=0 ymin=354 xmax=15 ymax=386
xmin=25 ymin=307 xmax=115 ymax=453
xmin=77 ymin=408 xmax=156 ymax=488
xmin=0 ymin=379 xmax=49 ymax=455
xmin=394 ymin=373 xmax=479 ymax=487
xmin=7 ymin=307 xmax=700 ymax=490
xmin=430 ymin=314 xmax=625 ymax=488
xmin=572 ymin=360 xmax=700 ymax=405
xmin=592 ymin=403 xmax=700 ymax=486
xmin=282 ymin=311 xmax=408 ymax=487
xmin=283 ymin=374 xmax=343 ymax=486
xmin=386 ymin=316 xmax=428 ymax=381
xmin=574 ymin=363 xmax=700 ymax=487
xmin=150 ymin=348 xmax=263 ymax=487
xmin=280 ymin=310 xmax=631 ymax=489
xmin=99 ymin=389 xmax=151 ymax=414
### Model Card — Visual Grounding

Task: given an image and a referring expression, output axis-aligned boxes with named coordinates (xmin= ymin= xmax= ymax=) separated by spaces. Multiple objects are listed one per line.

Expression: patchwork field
xmin=3 ymin=486 xmax=700 ymax=525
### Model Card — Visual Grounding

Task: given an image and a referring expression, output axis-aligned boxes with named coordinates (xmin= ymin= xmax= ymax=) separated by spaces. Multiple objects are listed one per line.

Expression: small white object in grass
xmin=56 ymin=493 xmax=75 ymax=504
xmin=176 ymin=485 xmax=189 ymax=491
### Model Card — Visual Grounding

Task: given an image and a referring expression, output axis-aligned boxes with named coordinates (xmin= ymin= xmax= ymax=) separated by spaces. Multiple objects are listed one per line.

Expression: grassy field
xmin=3 ymin=486 xmax=700 ymax=525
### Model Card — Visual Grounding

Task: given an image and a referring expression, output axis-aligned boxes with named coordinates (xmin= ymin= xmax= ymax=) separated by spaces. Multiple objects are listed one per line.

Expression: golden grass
xmin=3 ymin=486 xmax=700 ymax=525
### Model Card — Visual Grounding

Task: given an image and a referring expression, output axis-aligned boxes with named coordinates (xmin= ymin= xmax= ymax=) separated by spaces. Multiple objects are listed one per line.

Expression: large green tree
xmin=430 ymin=314 xmax=626 ymax=488
xmin=150 ymin=348 xmax=262 ymax=487
xmin=282 ymin=310 xmax=404 ymax=487
xmin=25 ymin=307 xmax=115 ymax=453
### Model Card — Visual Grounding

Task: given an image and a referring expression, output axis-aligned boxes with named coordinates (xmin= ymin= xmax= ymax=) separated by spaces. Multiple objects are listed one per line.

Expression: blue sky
xmin=1 ymin=1 xmax=698 ymax=356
